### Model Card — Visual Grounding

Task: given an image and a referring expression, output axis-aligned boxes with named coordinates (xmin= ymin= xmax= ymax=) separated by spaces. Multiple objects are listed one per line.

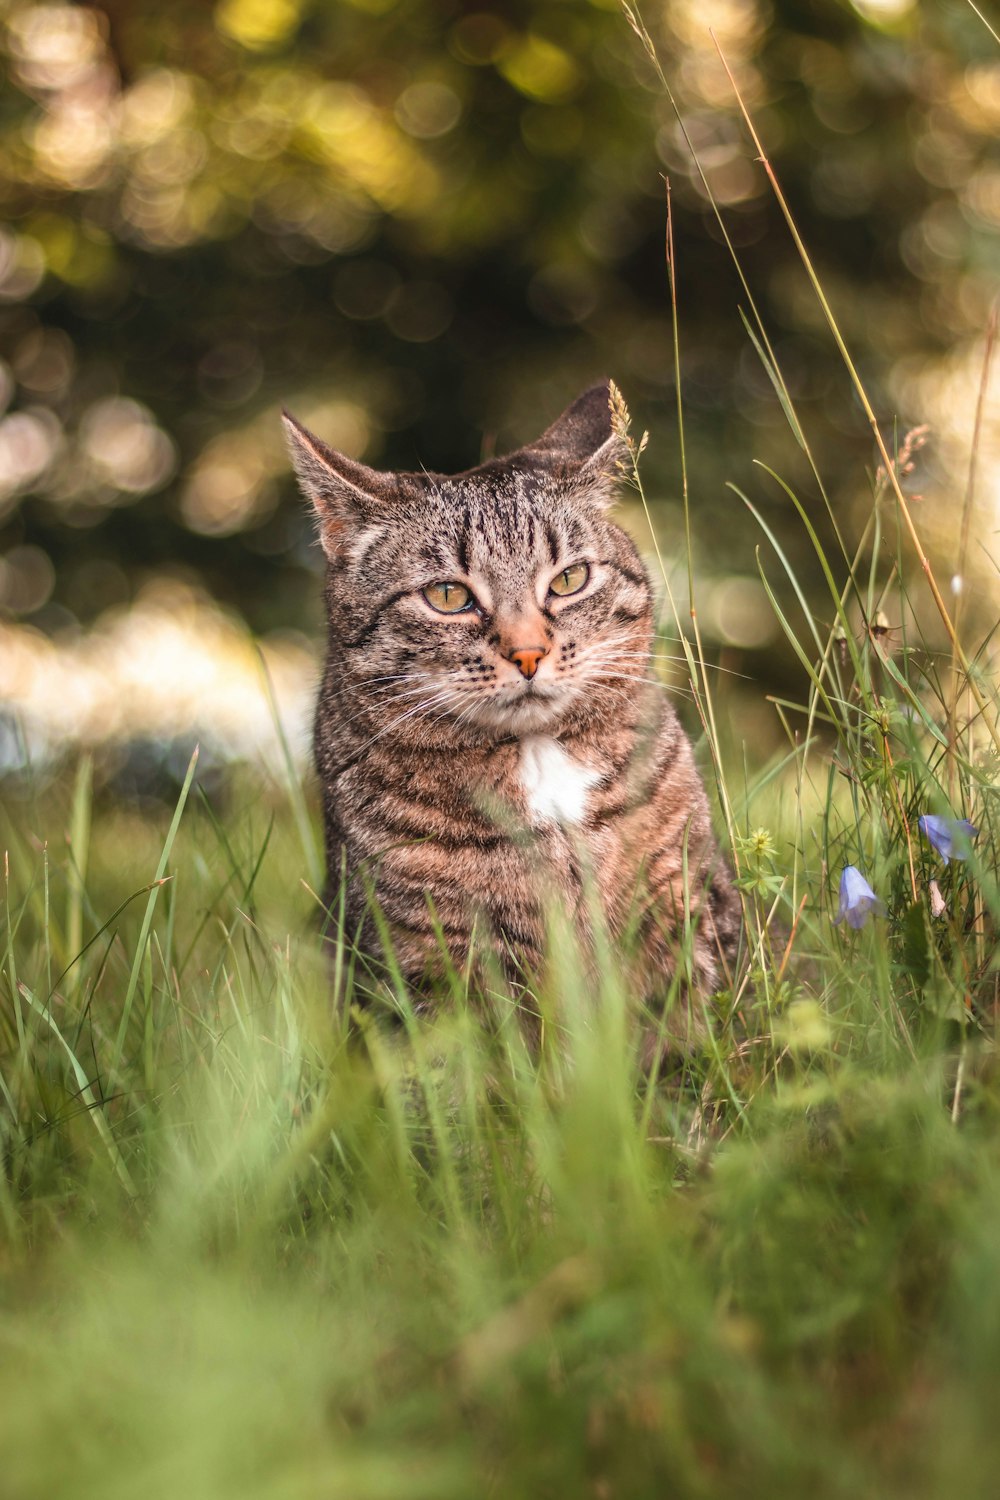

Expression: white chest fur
xmin=518 ymin=736 xmax=601 ymax=827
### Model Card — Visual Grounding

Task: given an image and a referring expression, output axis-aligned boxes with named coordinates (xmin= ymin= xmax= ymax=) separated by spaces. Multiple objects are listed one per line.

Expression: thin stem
xmin=712 ymin=33 xmax=1000 ymax=760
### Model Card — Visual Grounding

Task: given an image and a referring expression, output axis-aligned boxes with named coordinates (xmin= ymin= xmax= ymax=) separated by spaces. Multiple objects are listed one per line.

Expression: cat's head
xmin=283 ymin=382 xmax=652 ymax=740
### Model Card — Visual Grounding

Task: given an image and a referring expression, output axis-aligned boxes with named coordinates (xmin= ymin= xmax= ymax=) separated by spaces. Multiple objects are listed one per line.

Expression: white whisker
xmin=338 ymin=687 xmax=463 ymax=764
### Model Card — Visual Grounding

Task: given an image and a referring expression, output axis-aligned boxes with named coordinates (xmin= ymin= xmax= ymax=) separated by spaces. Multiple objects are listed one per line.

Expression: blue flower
xmin=917 ymin=814 xmax=978 ymax=866
xmin=834 ymin=866 xmax=885 ymax=929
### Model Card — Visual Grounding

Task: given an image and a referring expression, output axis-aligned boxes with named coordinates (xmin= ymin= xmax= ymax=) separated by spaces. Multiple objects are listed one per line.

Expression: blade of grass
xmin=966 ymin=0 xmax=1000 ymax=48
xmin=255 ymin=644 xmax=321 ymax=892
xmin=951 ymin=305 xmax=997 ymax=794
xmin=20 ymin=981 xmax=137 ymax=1198
xmin=739 ymin=310 xmax=807 ymax=451
xmin=110 ymin=746 xmax=199 ymax=1080
xmin=3 ymin=852 xmax=25 ymax=1055
xmin=65 ymin=753 xmax=92 ymax=1000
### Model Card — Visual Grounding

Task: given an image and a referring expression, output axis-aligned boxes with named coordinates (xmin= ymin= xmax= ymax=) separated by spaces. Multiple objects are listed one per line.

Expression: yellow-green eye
xmin=549 ymin=562 xmax=590 ymax=597
xmin=423 ymin=581 xmax=473 ymax=614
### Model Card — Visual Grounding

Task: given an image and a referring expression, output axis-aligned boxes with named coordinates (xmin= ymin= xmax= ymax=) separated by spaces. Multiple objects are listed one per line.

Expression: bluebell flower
xmin=834 ymin=866 xmax=885 ymax=929
xmin=917 ymin=814 xmax=978 ymax=865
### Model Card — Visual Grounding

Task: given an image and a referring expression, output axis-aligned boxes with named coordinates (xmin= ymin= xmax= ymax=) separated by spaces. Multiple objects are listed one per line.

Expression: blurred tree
xmin=0 ymin=0 xmax=995 ymax=670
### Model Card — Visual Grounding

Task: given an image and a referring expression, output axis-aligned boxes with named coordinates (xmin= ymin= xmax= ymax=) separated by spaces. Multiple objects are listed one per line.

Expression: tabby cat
xmin=284 ymin=382 xmax=741 ymax=1024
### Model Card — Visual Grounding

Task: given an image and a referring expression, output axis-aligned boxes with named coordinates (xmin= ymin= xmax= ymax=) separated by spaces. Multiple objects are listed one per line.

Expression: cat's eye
xmin=549 ymin=562 xmax=590 ymax=597
xmin=423 ymin=581 xmax=474 ymax=614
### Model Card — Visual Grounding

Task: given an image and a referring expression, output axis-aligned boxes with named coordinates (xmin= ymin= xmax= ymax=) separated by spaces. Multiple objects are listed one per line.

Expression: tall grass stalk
xmin=711 ymin=35 xmax=1000 ymax=762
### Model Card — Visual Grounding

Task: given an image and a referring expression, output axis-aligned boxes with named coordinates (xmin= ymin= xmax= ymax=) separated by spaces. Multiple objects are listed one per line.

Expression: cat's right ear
xmin=521 ymin=381 xmax=629 ymax=512
xmin=282 ymin=411 xmax=394 ymax=559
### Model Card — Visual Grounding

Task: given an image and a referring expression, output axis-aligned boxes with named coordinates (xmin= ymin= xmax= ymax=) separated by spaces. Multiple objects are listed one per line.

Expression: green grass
xmin=1 ymin=520 xmax=998 ymax=1499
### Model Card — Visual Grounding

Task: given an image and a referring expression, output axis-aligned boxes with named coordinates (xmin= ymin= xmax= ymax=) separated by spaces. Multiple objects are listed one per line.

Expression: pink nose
xmin=509 ymin=646 xmax=548 ymax=680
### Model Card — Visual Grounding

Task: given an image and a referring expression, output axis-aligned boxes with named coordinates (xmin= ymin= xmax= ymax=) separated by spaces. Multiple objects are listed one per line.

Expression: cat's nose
xmin=508 ymin=645 xmax=548 ymax=679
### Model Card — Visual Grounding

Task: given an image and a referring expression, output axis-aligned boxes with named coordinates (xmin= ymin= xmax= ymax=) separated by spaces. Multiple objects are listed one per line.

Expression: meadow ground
xmin=1 ymin=484 xmax=998 ymax=1499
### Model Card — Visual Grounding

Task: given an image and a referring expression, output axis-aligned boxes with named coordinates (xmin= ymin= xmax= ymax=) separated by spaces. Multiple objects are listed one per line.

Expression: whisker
xmin=588 ymin=671 xmax=697 ymax=704
xmin=339 ymin=688 xmax=462 ymax=763
xmin=576 ymin=647 xmax=751 ymax=681
xmin=329 ymin=677 xmax=441 ymax=733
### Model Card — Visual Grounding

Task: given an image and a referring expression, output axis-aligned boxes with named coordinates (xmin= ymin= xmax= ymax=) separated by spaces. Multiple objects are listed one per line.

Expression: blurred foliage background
xmin=0 ymin=0 xmax=998 ymax=775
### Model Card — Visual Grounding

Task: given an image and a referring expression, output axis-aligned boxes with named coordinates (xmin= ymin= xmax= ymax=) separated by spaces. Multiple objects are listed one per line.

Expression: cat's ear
xmin=524 ymin=381 xmax=628 ymax=511
xmin=282 ymin=410 xmax=395 ymax=558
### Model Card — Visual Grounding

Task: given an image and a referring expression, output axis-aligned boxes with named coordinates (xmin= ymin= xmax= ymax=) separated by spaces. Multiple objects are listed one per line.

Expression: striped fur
xmin=284 ymin=383 xmax=741 ymax=1015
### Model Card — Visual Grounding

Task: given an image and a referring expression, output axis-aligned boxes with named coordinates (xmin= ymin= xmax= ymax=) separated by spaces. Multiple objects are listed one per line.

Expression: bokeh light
xmin=79 ymin=399 xmax=177 ymax=498
xmin=0 ymin=581 xmax=315 ymax=775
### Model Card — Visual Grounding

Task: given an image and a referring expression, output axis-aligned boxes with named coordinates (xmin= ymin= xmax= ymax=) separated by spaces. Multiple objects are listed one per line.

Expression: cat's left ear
xmin=523 ymin=380 xmax=629 ymax=511
xmin=282 ymin=410 xmax=396 ymax=558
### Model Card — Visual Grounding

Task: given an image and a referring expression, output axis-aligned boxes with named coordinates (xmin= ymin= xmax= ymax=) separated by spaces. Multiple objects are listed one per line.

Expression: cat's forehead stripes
xmin=431 ymin=472 xmax=594 ymax=577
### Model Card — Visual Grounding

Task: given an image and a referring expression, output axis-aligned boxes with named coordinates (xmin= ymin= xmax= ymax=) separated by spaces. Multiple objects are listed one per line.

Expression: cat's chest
xmin=517 ymin=735 xmax=602 ymax=828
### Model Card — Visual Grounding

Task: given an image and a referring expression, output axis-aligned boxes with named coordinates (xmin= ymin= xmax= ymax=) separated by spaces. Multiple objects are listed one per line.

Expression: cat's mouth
xmin=456 ymin=678 xmax=576 ymax=736
xmin=498 ymin=679 xmax=567 ymax=710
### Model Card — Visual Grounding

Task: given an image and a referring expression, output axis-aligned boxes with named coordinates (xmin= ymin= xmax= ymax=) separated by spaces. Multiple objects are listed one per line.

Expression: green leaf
xmin=739 ymin=308 xmax=807 ymax=450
